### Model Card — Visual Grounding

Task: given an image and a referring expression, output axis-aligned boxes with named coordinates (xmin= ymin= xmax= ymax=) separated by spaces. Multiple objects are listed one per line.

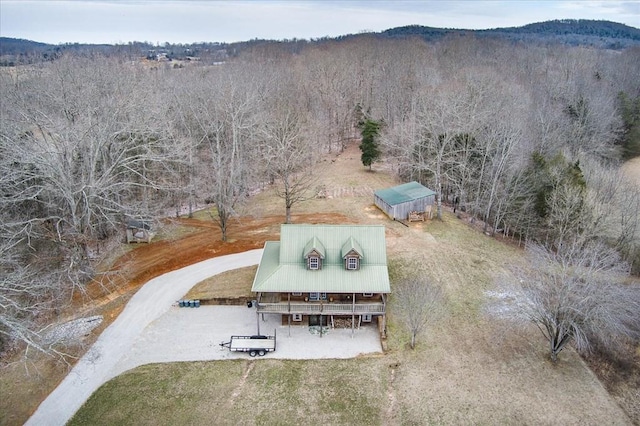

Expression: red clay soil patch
xmin=82 ymin=212 xmax=352 ymax=309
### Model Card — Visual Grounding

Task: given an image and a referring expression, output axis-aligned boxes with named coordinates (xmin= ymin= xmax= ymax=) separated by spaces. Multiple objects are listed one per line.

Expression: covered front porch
xmin=255 ymin=292 xmax=386 ymax=315
xmin=255 ymin=292 xmax=386 ymax=337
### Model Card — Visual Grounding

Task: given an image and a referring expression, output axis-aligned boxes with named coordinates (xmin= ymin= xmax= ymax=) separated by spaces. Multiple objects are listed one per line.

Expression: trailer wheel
xmin=258 ymin=349 xmax=266 ymax=357
xmin=249 ymin=350 xmax=257 ymax=357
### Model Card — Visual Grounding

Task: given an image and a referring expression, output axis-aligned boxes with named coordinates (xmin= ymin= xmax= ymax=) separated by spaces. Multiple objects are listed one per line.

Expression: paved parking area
xmin=112 ymin=305 xmax=382 ymax=378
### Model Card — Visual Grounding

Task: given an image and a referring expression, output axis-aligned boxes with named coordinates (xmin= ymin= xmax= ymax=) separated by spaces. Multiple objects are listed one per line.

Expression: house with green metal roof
xmin=252 ymin=224 xmax=390 ymax=336
xmin=374 ymin=181 xmax=436 ymax=221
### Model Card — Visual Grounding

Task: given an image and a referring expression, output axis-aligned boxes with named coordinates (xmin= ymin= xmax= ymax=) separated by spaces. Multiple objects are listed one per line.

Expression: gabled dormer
xmin=341 ymin=237 xmax=363 ymax=270
xmin=303 ymin=236 xmax=326 ymax=270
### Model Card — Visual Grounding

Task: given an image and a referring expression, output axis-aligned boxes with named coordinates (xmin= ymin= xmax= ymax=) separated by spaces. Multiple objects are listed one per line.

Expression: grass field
xmin=185 ymin=265 xmax=258 ymax=300
xmin=69 ymin=344 xmax=629 ymax=425
xmin=4 ymin=145 xmax=637 ymax=425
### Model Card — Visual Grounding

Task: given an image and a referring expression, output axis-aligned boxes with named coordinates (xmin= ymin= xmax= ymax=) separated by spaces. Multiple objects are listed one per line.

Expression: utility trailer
xmin=220 ymin=330 xmax=276 ymax=357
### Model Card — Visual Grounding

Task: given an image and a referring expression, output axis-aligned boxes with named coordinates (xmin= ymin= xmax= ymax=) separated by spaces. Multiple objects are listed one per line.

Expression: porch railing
xmin=256 ymin=302 xmax=385 ymax=315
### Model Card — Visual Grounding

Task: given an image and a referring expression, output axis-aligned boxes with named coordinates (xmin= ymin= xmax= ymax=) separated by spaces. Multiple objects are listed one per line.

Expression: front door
xmin=308 ymin=315 xmax=327 ymax=327
xmin=308 ymin=292 xmax=327 ymax=301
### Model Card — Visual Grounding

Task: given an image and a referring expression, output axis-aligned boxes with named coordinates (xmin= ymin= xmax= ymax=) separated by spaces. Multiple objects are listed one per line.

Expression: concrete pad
xmin=112 ymin=306 xmax=382 ymax=377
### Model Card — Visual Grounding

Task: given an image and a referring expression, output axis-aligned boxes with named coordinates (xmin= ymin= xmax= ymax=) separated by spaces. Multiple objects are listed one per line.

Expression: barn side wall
xmin=393 ymin=196 xmax=435 ymax=220
xmin=376 ymin=194 xmax=436 ymax=220
xmin=374 ymin=195 xmax=395 ymax=219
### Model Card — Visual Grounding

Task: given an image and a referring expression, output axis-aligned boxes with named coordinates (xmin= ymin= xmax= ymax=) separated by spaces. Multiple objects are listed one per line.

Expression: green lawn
xmin=184 ymin=265 xmax=257 ymax=301
xmin=69 ymin=359 xmax=387 ymax=426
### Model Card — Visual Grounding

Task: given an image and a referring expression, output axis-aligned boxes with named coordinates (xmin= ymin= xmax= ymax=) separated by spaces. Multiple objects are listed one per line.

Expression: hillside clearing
xmin=3 ymin=144 xmax=636 ymax=425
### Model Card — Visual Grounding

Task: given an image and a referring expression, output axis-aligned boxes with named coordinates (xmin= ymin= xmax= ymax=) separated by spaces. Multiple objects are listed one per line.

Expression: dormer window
xmin=309 ymin=256 xmax=320 ymax=270
xmin=347 ymin=257 xmax=359 ymax=270
xmin=341 ymin=237 xmax=363 ymax=271
xmin=304 ymin=237 xmax=325 ymax=271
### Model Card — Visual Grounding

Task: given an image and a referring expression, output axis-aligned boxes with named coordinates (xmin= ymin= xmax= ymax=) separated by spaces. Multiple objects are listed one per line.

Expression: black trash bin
xmin=246 ymin=301 xmax=253 ymax=308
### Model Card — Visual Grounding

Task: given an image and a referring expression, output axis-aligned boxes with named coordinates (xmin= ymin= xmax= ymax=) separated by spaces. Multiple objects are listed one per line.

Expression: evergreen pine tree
xmin=359 ymin=119 xmax=381 ymax=170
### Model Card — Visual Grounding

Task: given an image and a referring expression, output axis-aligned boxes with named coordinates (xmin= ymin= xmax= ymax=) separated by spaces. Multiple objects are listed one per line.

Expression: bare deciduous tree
xmin=579 ymin=159 xmax=640 ymax=272
xmin=384 ymin=76 xmax=496 ymax=220
xmin=502 ymin=241 xmax=640 ymax=362
xmin=0 ymin=244 xmax=58 ymax=357
xmin=175 ymin=66 xmax=262 ymax=241
xmin=261 ymin=106 xmax=315 ymax=224
xmin=0 ymin=55 xmax=175 ymax=355
xmin=301 ymin=45 xmax=363 ymax=152
xmin=392 ymin=269 xmax=445 ymax=349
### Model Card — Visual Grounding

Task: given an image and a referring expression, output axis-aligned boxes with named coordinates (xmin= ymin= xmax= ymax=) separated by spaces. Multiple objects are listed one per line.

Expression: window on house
xmin=362 ymin=314 xmax=372 ymax=323
xmin=292 ymin=313 xmax=302 ymax=322
xmin=292 ymin=292 xmax=302 ymax=296
xmin=309 ymin=292 xmax=327 ymax=301
xmin=309 ymin=256 xmax=319 ymax=270
xmin=363 ymin=292 xmax=373 ymax=297
xmin=347 ymin=257 xmax=359 ymax=270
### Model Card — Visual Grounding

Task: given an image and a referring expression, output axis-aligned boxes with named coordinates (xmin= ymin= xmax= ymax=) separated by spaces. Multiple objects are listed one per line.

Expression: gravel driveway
xmin=27 ymin=249 xmax=382 ymax=426
xmin=112 ymin=305 xmax=381 ymax=377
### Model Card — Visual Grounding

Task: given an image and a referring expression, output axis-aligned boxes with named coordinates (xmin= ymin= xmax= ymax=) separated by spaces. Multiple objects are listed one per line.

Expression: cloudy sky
xmin=1 ymin=0 xmax=639 ymax=45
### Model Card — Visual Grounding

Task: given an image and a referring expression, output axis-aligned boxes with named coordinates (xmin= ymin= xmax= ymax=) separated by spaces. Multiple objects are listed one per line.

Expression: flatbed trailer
xmin=220 ymin=330 xmax=276 ymax=357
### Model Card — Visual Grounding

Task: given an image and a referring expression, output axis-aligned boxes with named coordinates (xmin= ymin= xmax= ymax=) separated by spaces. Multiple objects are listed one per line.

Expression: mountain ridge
xmin=379 ymin=19 xmax=640 ymax=47
xmin=1 ymin=19 xmax=638 ymax=65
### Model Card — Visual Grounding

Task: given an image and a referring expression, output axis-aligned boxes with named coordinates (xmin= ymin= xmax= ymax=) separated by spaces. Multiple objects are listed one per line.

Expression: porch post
xmin=256 ymin=293 xmax=261 ymax=335
xmin=320 ymin=300 xmax=323 ymax=338
xmin=382 ymin=314 xmax=387 ymax=338
xmin=351 ymin=314 xmax=355 ymax=337
xmin=351 ymin=292 xmax=356 ymax=336
xmin=382 ymin=294 xmax=387 ymax=338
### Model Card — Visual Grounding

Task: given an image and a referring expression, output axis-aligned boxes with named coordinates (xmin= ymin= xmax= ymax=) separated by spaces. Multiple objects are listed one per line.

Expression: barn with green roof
xmin=374 ymin=181 xmax=436 ymax=221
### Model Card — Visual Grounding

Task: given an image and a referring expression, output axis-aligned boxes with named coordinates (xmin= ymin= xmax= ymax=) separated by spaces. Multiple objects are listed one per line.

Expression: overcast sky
xmin=1 ymin=0 xmax=639 ymax=45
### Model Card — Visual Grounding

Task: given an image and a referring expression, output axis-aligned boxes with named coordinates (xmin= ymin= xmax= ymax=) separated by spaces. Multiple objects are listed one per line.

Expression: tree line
xmin=1 ymin=35 xmax=639 ymax=359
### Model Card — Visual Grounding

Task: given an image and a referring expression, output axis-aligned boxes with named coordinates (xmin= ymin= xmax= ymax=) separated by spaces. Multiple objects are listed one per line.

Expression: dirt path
xmin=385 ymin=363 xmax=399 ymax=424
xmin=26 ymin=250 xmax=263 ymax=426
xmin=213 ymin=361 xmax=256 ymax=424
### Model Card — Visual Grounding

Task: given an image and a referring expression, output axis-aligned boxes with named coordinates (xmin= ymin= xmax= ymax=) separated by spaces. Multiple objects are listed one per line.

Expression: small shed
xmin=374 ymin=182 xmax=436 ymax=221
xmin=125 ymin=219 xmax=154 ymax=244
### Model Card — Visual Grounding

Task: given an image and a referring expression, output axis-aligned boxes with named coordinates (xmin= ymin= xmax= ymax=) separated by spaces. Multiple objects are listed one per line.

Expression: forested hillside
xmin=1 ymin=19 xmax=639 ymax=67
xmin=382 ymin=19 xmax=640 ymax=48
xmin=1 ymin=29 xmax=640 ymax=361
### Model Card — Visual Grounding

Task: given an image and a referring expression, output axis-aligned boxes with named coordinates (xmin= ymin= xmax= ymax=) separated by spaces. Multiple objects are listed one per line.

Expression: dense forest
xmin=1 ymin=24 xmax=640 ymax=358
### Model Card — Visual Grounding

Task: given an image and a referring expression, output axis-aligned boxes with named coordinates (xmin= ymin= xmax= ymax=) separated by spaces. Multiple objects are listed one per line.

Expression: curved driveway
xmin=26 ymin=249 xmax=264 ymax=426
xmin=27 ymin=248 xmax=383 ymax=425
